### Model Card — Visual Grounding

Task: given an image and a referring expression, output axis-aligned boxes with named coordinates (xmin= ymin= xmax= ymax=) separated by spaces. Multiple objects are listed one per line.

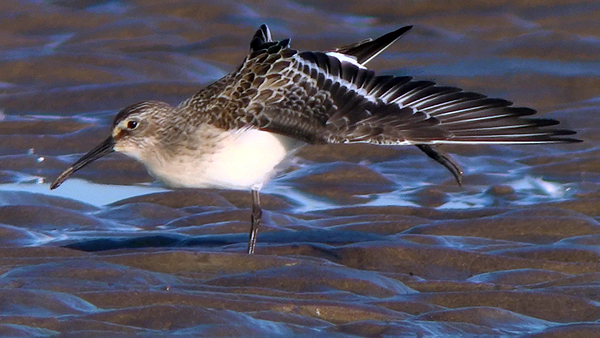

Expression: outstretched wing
xmin=240 ymin=50 xmax=578 ymax=146
xmin=190 ymin=25 xmax=580 ymax=147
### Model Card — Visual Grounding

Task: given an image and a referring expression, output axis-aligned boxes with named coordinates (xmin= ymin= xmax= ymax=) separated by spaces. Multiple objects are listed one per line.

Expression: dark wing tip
xmin=335 ymin=25 xmax=413 ymax=65
xmin=394 ymin=25 xmax=413 ymax=35
xmin=249 ymin=25 xmax=292 ymax=56
xmin=540 ymin=136 xmax=583 ymax=143
xmin=250 ymin=24 xmax=272 ymax=52
xmin=548 ymin=128 xmax=582 ymax=140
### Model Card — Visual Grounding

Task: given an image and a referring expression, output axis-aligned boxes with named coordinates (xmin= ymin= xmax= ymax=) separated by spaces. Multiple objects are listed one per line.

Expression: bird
xmin=50 ymin=24 xmax=581 ymax=254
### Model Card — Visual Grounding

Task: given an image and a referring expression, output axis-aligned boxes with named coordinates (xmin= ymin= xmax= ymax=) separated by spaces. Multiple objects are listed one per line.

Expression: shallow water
xmin=0 ymin=0 xmax=599 ymax=336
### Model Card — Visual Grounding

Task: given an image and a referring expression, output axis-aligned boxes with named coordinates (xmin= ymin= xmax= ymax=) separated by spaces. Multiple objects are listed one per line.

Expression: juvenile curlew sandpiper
xmin=51 ymin=25 xmax=581 ymax=254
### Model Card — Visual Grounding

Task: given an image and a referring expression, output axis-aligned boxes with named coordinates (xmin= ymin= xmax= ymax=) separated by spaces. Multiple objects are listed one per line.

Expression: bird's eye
xmin=126 ymin=120 xmax=138 ymax=130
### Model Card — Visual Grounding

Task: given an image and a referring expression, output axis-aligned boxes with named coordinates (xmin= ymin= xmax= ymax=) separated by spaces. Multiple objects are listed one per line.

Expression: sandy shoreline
xmin=0 ymin=0 xmax=598 ymax=336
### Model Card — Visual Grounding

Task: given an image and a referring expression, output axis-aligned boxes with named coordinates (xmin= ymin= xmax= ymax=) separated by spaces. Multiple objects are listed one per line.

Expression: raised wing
xmin=187 ymin=25 xmax=580 ymax=146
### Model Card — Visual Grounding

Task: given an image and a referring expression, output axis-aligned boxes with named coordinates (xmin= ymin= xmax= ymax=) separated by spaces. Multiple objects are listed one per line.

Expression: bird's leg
xmin=416 ymin=144 xmax=464 ymax=186
xmin=247 ymin=188 xmax=262 ymax=254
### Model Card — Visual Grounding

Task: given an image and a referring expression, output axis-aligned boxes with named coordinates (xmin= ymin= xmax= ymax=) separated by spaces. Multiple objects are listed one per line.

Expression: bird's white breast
xmin=145 ymin=128 xmax=304 ymax=190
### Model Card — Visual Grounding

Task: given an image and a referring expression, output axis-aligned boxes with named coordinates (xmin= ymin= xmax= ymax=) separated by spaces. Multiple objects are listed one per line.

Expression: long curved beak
xmin=50 ymin=136 xmax=115 ymax=190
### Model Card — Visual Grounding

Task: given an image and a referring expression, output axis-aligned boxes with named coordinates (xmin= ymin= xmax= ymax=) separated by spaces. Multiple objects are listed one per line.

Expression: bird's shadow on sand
xmin=61 ymin=229 xmax=386 ymax=252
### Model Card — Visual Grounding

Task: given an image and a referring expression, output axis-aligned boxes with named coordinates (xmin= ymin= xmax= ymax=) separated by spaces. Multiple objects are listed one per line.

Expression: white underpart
xmin=205 ymin=129 xmax=304 ymax=189
xmin=146 ymin=128 xmax=304 ymax=191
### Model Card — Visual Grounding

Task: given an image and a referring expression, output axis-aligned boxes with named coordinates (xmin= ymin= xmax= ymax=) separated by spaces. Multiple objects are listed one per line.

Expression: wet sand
xmin=0 ymin=0 xmax=598 ymax=336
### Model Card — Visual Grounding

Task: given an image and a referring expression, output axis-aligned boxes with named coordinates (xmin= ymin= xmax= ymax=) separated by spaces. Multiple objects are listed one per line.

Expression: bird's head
xmin=50 ymin=100 xmax=174 ymax=189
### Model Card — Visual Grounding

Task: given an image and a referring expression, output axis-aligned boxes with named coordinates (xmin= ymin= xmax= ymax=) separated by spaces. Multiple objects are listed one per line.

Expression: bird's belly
xmin=149 ymin=129 xmax=305 ymax=190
